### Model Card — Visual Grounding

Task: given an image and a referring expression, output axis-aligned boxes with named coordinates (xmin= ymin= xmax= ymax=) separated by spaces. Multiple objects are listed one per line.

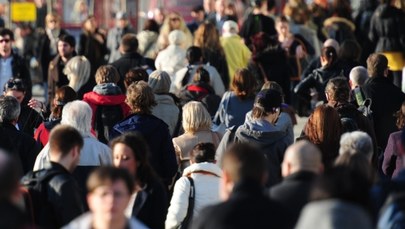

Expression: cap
xmin=254 ymin=89 xmax=282 ymax=112
xmin=116 ymin=11 xmax=128 ymax=20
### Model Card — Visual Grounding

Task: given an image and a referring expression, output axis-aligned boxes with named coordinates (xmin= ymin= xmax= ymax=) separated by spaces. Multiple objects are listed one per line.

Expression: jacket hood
xmin=113 ymin=113 xmax=167 ymax=136
xmin=183 ymin=162 xmax=222 ymax=177
xmin=93 ymin=83 xmax=122 ymax=95
xmin=323 ymin=16 xmax=356 ymax=31
xmin=83 ymin=91 xmax=127 ymax=106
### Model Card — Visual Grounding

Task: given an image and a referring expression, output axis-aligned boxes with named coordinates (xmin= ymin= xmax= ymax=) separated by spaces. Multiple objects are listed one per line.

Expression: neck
xmin=50 ymin=156 xmax=72 ymax=172
xmin=1 ymin=52 xmax=11 ymax=59
xmin=61 ymin=55 xmax=71 ymax=63
xmin=93 ymin=215 xmax=127 ymax=229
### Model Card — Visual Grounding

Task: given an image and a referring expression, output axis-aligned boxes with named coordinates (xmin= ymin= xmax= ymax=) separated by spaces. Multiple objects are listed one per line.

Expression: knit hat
xmin=148 ymin=70 xmax=171 ymax=94
xmin=254 ymin=89 xmax=282 ymax=113
xmin=168 ymin=30 xmax=185 ymax=46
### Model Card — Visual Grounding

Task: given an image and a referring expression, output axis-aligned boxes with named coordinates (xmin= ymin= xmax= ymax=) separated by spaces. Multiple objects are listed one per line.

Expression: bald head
xmin=282 ymin=140 xmax=323 ymax=177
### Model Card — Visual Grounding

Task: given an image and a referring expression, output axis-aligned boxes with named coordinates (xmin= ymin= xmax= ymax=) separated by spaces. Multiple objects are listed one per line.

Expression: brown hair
xmin=49 ymin=125 xmax=83 ymax=157
xmin=51 ymin=86 xmax=77 ymax=119
xmin=231 ymin=68 xmax=257 ymax=100
xmin=126 ymin=81 xmax=157 ymax=114
xmin=367 ymin=53 xmax=388 ymax=78
xmin=87 ymin=167 xmax=134 ymax=194
xmin=194 ymin=22 xmax=224 ymax=55
xmin=124 ymin=68 xmax=149 ymax=89
xmin=95 ymin=65 xmax=120 ymax=84
xmin=325 ymin=77 xmax=350 ymax=103
xmin=395 ymin=101 xmax=405 ymax=129
xmin=120 ymin=33 xmax=138 ymax=53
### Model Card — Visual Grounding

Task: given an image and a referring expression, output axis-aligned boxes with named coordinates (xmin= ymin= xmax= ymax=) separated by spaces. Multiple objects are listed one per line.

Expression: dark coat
xmin=111 ymin=113 xmax=178 ymax=186
xmin=361 ymin=76 xmax=405 ymax=149
xmin=369 ymin=4 xmax=405 ymax=52
xmin=18 ymin=105 xmax=43 ymax=137
xmin=78 ymin=29 xmax=108 ymax=76
xmin=191 ymin=179 xmax=291 ymax=229
xmin=240 ymin=14 xmax=277 ymax=46
xmin=0 ymin=200 xmax=32 ymax=229
xmin=269 ymin=171 xmax=317 ymax=225
xmin=47 ymin=54 xmax=76 ymax=106
xmin=0 ymin=122 xmax=39 ymax=175
xmin=8 ymin=52 xmax=32 ymax=102
xmin=179 ymin=82 xmax=221 ymax=117
xmin=383 ymin=130 xmax=405 ymax=178
xmin=202 ymin=49 xmax=229 ymax=89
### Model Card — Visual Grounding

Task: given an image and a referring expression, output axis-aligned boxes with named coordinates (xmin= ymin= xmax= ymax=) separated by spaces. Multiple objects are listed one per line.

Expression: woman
xmin=157 ymin=12 xmax=193 ymax=51
xmin=64 ymin=55 xmax=91 ymax=99
xmin=137 ymin=19 xmax=160 ymax=59
xmin=34 ymin=85 xmax=77 ymax=148
xmin=300 ymin=104 xmax=343 ymax=170
xmin=173 ymin=101 xmax=222 ymax=171
xmin=194 ymin=22 xmax=230 ymax=88
xmin=214 ymin=68 xmax=256 ymax=130
xmin=166 ymin=143 xmax=221 ymax=229
xmin=111 ymin=132 xmax=168 ymax=229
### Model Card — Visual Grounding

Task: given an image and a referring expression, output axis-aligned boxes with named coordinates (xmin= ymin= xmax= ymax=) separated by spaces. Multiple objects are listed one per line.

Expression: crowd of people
xmin=1 ymin=0 xmax=405 ymax=228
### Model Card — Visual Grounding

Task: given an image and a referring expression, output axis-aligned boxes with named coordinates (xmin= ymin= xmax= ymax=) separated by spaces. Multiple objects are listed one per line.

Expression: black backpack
xmin=94 ymin=104 xmax=124 ymax=144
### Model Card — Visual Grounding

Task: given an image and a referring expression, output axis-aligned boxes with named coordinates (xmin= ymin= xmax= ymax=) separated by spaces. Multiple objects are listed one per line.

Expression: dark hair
xmin=339 ymin=40 xmax=361 ymax=61
xmin=87 ymin=166 xmax=135 ymax=194
xmin=251 ymin=89 xmax=282 ymax=119
xmin=251 ymin=32 xmax=279 ymax=58
xmin=0 ymin=28 xmax=14 ymax=40
xmin=51 ymin=86 xmax=77 ymax=119
xmin=367 ymin=53 xmax=388 ymax=78
xmin=0 ymin=150 xmax=20 ymax=200
xmin=231 ymin=68 xmax=257 ymax=100
xmin=332 ymin=0 xmax=352 ymax=20
xmin=261 ymin=81 xmax=284 ymax=101
xmin=3 ymin=78 xmax=25 ymax=93
xmin=192 ymin=66 xmax=210 ymax=83
xmin=143 ymin=19 xmax=160 ymax=33
xmin=321 ymin=46 xmax=338 ymax=69
xmin=124 ymin=68 xmax=149 ymax=88
xmin=192 ymin=5 xmax=205 ymax=13
xmin=325 ymin=77 xmax=350 ymax=103
xmin=121 ymin=33 xmax=138 ymax=53
xmin=110 ymin=132 xmax=158 ymax=186
xmin=49 ymin=125 xmax=84 ymax=157
xmin=186 ymin=46 xmax=203 ymax=64
xmin=58 ymin=34 xmax=76 ymax=48
xmin=190 ymin=142 xmax=216 ymax=163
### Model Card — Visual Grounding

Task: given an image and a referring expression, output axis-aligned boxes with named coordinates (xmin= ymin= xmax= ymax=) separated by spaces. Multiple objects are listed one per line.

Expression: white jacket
xmin=165 ymin=162 xmax=221 ymax=229
xmin=155 ymin=45 xmax=187 ymax=78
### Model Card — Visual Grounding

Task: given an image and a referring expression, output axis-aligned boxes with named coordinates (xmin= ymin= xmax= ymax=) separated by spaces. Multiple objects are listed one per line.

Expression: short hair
xmin=367 ymin=53 xmax=388 ymax=78
xmin=284 ymin=140 xmax=322 ymax=173
xmin=0 ymin=149 xmax=20 ymax=200
xmin=95 ymin=65 xmax=120 ymax=84
xmin=4 ymin=78 xmax=26 ymax=93
xmin=190 ymin=142 xmax=216 ymax=163
xmin=325 ymin=77 xmax=350 ymax=102
xmin=339 ymin=40 xmax=361 ymax=61
xmin=323 ymin=38 xmax=340 ymax=53
xmin=124 ymin=68 xmax=149 ymax=88
xmin=87 ymin=166 xmax=134 ymax=194
xmin=0 ymin=96 xmax=20 ymax=123
xmin=192 ymin=5 xmax=205 ymax=13
xmin=182 ymin=101 xmax=212 ymax=133
xmin=120 ymin=33 xmax=138 ymax=53
xmin=186 ymin=46 xmax=203 ymax=64
xmin=126 ymin=81 xmax=156 ymax=114
xmin=64 ymin=56 xmax=91 ymax=92
xmin=143 ymin=19 xmax=160 ymax=33
xmin=221 ymin=142 xmax=267 ymax=184
xmin=61 ymin=100 xmax=92 ymax=135
xmin=45 ymin=12 xmax=60 ymax=25
xmin=261 ymin=81 xmax=285 ymax=101
xmin=339 ymin=131 xmax=373 ymax=160
xmin=58 ymin=34 xmax=76 ymax=48
xmin=0 ymin=28 xmax=14 ymax=40
xmin=349 ymin=66 xmax=368 ymax=87
xmin=49 ymin=125 xmax=84 ymax=158
xmin=52 ymin=86 xmax=78 ymax=119
xmin=231 ymin=68 xmax=257 ymax=100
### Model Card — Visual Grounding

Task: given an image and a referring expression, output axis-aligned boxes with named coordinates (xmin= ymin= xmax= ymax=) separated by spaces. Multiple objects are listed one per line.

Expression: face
xmin=276 ymin=21 xmax=289 ymax=37
xmin=57 ymin=41 xmax=74 ymax=58
xmin=0 ymin=34 xmax=12 ymax=57
xmin=169 ymin=15 xmax=181 ymax=29
xmin=116 ymin=19 xmax=127 ymax=29
xmin=215 ymin=0 xmax=226 ymax=16
xmin=88 ymin=180 xmax=131 ymax=222
xmin=113 ymin=143 xmax=137 ymax=178
xmin=46 ymin=17 xmax=59 ymax=30
xmin=5 ymin=90 xmax=25 ymax=104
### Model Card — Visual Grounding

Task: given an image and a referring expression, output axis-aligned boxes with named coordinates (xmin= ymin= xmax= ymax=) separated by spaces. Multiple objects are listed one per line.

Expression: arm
xmin=382 ymin=133 xmax=397 ymax=176
xmin=294 ymin=72 xmax=316 ymax=95
xmin=208 ymin=67 xmax=225 ymax=97
xmin=165 ymin=177 xmax=191 ymax=229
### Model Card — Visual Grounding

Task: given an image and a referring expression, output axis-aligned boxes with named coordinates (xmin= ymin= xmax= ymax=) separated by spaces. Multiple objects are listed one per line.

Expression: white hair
xmin=349 ymin=66 xmax=369 ymax=87
xmin=339 ymin=131 xmax=373 ymax=160
xmin=61 ymin=100 xmax=92 ymax=135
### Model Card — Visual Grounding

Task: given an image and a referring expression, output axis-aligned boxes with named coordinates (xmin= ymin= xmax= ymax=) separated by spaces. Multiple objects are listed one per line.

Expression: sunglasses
xmin=4 ymin=80 xmax=25 ymax=91
xmin=0 ymin=39 xmax=10 ymax=43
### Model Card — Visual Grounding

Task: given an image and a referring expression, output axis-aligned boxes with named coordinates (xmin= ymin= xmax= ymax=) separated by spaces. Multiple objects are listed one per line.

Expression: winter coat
xmin=240 ymin=13 xmax=277 ymax=46
xmin=154 ymin=45 xmax=187 ymax=78
xmin=106 ymin=25 xmax=136 ymax=63
xmin=110 ymin=113 xmax=178 ymax=186
xmin=18 ymin=105 xmax=43 ymax=137
xmin=78 ymin=29 xmax=108 ymax=75
xmin=166 ymin=163 xmax=221 ymax=229
xmin=322 ymin=16 xmax=356 ymax=44
xmin=383 ymin=130 xmax=405 ymax=178
xmin=137 ymin=30 xmax=159 ymax=59
xmin=178 ymin=82 xmax=221 ymax=117
xmin=34 ymin=119 xmax=61 ymax=148
xmin=152 ymin=93 xmax=180 ymax=136
xmin=202 ymin=49 xmax=230 ymax=89
xmin=63 ymin=212 xmax=148 ymax=229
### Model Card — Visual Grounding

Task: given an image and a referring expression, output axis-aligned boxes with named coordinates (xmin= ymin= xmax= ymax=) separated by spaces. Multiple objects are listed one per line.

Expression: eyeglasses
xmin=0 ymin=39 xmax=10 ymax=43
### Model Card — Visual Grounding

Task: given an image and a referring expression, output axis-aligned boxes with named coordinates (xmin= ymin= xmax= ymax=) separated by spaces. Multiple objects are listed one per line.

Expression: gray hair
xmin=61 ymin=100 xmax=92 ymax=135
xmin=349 ymin=66 xmax=368 ymax=87
xmin=339 ymin=131 xmax=373 ymax=160
xmin=0 ymin=96 xmax=20 ymax=123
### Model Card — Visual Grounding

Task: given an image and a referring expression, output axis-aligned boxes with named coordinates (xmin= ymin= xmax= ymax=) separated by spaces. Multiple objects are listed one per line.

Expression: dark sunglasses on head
xmin=0 ymin=39 xmax=10 ymax=43
xmin=4 ymin=80 xmax=25 ymax=92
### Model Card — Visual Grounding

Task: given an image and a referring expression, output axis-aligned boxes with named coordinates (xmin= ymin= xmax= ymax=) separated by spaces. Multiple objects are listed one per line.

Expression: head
xmin=222 ymin=20 xmax=239 ymax=37
xmin=83 ymin=15 xmax=97 ymax=33
xmin=339 ymin=131 xmax=373 ymax=161
xmin=215 ymin=0 xmax=227 ymax=16
xmin=275 ymin=16 xmax=290 ymax=38
xmin=194 ymin=22 xmax=222 ymax=53
xmin=51 ymin=86 xmax=77 ymax=119
xmin=119 ymin=33 xmax=138 ymax=54
xmin=334 ymin=152 xmax=374 ymax=185
xmin=86 ymin=167 xmax=134 ymax=224
xmin=95 ymin=65 xmax=120 ymax=85
xmin=0 ymin=28 xmax=14 ymax=57
xmin=367 ymin=53 xmax=389 ymax=78
xmin=192 ymin=66 xmax=210 ymax=84
xmin=165 ymin=12 xmax=185 ymax=30
xmin=332 ymin=0 xmax=352 ymax=19
xmin=339 ymin=40 xmax=361 ymax=61
xmin=115 ymin=11 xmax=129 ymax=29
xmin=126 ymin=81 xmax=156 ymax=114
xmin=57 ymin=34 xmax=76 ymax=59
xmin=64 ymin=56 xmax=91 ymax=92
xmin=190 ymin=142 xmax=216 ymax=164
xmin=323 ymin=38 xmax=340 ymax=53
xmin=186 ymin=46 xmax=203 ymax=64
xmin=148 ymin=70 xmax=171 ymax=94
xmin=204 ymin=0 xmax=215 ymax=13
xmin=182 ymin=101 xmax=212 ymax=133
xmin=124 ymin=68 xmax=148 ymax=88
xmin=250 ymin=32 xmax=279 ymax=56
xmin=142 ymin=19 xmax=160 ymax=33
xmin=220 ymin=142 xmax=267 ymax=199
xmin=320 ymin=46 xmax=338 ymax=68
xmin=45 ymin=13 xmax=61 ymax=30
xmin=168 ymin=30 xmax=185 ymax=46
xmin=395 ymin=101 xmax=405 ymax=129
xmin=231 ymin=68 xmax=257 ymax=100
xmin=283 ymin=0 xmax=310 ymax=24
xmin=261 ymin=81 xmax=285 ymax=103
xmin=325 ymin=77 xmax=350 ymax=103
xmin=61 ymin=100 xmax=92 ymax=135
xmin=153 ymin=8 xmax=166 ymax=25
xmin=191 ymin=5 xmax=205 ymax=22
xmin=3 ymin=78 xmax=26 ymax=104
xmin=251 ymin=89 xmax=282 ymax=124
xmin=110 ymin=132 xmax=155 ymax=186
xmin=349 ymin=66 xmax=368 ymax=89
xmin=0 ymin=96 xmax=20 ymax=124
xmin=282 ymin=140 xmax=323 ymax=177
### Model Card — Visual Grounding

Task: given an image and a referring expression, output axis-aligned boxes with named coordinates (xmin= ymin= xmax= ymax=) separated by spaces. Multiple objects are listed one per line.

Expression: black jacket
xmin=240 ymin=13 xmax=277 ymax=46
xmin=8 ymin=52 xmax=32 ymax=102
xmin=191 ymin=179 xmax=291 ymax=229
xmin=18 ymin=105 xmax=43 ymax=137
xmin=202 ymin=49 xmax=229 ymax=89
xmin=78 ymin=29 xmax=108 ymax=76
xmin=179 ymin=82 xmax=221 ymax=117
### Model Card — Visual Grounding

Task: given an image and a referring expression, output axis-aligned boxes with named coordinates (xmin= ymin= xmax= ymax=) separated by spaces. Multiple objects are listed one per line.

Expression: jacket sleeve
xmin=165 ymin=177 xmax=190 ymax=229
xmin=294 ymin=72 xmax=316 ymax=95
xmin=209 ymin=67 xmax=225 ymax=97
xmin=216 ymin=129 xmax=232 ymax=166
xmin=382 ymin=133 xmax=396 ymax=176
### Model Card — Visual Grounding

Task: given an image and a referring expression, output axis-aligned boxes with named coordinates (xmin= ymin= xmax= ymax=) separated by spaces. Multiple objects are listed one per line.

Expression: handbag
xmin=178 ymin=176 xmax=195 ymax=229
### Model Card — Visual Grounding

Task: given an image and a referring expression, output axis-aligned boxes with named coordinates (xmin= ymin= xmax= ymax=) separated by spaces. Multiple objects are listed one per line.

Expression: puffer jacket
xmin=152 ymin=93 xmax=180 ymax=136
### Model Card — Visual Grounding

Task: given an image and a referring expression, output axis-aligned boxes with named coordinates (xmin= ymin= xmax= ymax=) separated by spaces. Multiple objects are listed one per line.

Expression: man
xmin=362 ymin=53 xmax=405 ymax=149
xmin=24 ymin=125 xmax=85 ymax=228
xmin=47 ymin=34 xmax=76 ymax=105
xmin=269 ymin=140 xmax=323 ymax=225
xmin=187 ymin=5 xmax=206 ymax=34
xmin=111 ymin=33 xmax=154 ymax=92
xmin=192 ymin=143 xmax=290 ymax=229
xmin=0 ymin=28 xmax=32 ymax=102
xmin=0 ymin=96 xmax=39 ymax=175
xmin=63 ymin=167 xmax=147 ymax=229
xmin=349 ymin=66 xmax=369 ymax=106
xmin=206 ymin=0 xmax=228 ymax=32
xmin=339 ymin=131 xmax=374 ymax=161
xmin=107 ymin=11 xmax=136 ymax=63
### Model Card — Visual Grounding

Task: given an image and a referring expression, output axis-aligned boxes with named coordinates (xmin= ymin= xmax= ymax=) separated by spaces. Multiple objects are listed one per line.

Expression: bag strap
xmin=180 ymin=176 xmax=195 ymax=229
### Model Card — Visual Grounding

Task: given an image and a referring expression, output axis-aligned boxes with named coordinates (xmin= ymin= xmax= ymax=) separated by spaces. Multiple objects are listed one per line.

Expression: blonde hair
xmin=194 ymin=22 xmax=224 ymax=55
xmin=64 ymin=56 xmax=91 ymax=92
xmin=126 ymin=81 xmax=157 ymax=114
xmin=157 ymin=12 xmax=192 ymax=50
xmin=182 ymin=101 xmax=212 ymax=133
xmin=45 ymin=12 xmax=60 ymax=26
xmin=95 ymin=65 xmax=120 ymax=84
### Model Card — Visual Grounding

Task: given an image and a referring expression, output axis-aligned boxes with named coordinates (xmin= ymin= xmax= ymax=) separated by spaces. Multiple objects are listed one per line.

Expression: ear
xmin=219 ymin=170 xmax=233 ymax=201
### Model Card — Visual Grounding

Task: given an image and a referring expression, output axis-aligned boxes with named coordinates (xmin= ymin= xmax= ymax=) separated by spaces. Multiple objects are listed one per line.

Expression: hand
xmin=28 ymin=99 xmax=46 ymax=112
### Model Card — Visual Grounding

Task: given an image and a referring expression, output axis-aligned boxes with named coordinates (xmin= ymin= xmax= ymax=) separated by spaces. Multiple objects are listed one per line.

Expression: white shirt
xmin=0 ymin=56 xmax=13 ymax=90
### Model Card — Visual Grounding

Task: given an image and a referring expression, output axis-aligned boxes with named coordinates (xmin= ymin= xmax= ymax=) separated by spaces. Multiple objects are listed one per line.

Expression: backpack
xmin=378 ymin=192 xmax=405 ymax=229
xmin=94 ymin=104 xmax=124 ymax=144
